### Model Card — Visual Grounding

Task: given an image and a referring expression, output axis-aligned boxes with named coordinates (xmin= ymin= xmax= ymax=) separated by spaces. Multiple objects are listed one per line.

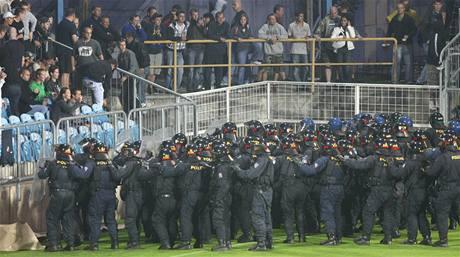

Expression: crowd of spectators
xmin=0 ymin=0 xmax=453 ymax=126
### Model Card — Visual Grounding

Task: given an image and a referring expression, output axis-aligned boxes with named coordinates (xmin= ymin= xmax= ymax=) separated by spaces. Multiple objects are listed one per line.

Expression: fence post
xmin=392 ymin=41 xmax=398 ymax=83
xmin=267 ymin=82 xmax=271 ymax=121
xmin=311 ymin=39 xmax=316 ymax=92
xmin=161 ymin=108 xmax=166 ymax=140
xmin=354 ymin=85 xmax=360 ymax=115
xmin=193 ymin=105 xmax=198 ymax=136
xmin=226 ymin=88 xmax=231 ymax=122
xmin=227 ymin=41 xmax=232 ymax=88
xmin=16 ymin=127 xmax=21 ymax=202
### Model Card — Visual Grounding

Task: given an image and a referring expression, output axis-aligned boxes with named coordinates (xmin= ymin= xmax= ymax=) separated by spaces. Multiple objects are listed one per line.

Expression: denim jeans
xmin=186 ymin=48 xmax=204 ymax=91
xmin=236 ymin=49 xmax=250 ymax=85
xmin=416 ymin=43 xmax=429 ymax=84
xmin=336 ymin=48 xmax=350 ymax=82
xmin=395 ymin=44 xmax=413 ymax=83
xmin=4 ymin=84 xmax=21 ymax=116
xmin=83 ymin=78 xmax=104 ymax=105
xmin=166 ymin=49 xmax=185 ymax=90
xmin=291 ymin=54 xmax=308 ymax=81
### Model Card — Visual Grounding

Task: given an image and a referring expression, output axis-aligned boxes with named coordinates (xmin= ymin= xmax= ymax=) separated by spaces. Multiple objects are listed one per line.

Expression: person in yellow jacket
xmin=386 ymin=0 xmax=420 ymax=25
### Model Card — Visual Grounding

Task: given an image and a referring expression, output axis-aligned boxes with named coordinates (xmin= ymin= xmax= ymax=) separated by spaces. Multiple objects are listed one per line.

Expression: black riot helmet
xmin=280 ymin=134 xmax=297 ymax=151
xmin=161 ymin=140 xmax=177 ymax=153
xmin=322 ymin=138 xmax=338 ymax=156
xmin=374 ymin=137 xmax=389 ymax=152
xmin=409 ymin=140 xmax=426 ymax=154
xmin=222 ymin=122 xmax=237 ymax=135
xmin=213 ymin=143 xmax=229 ymax=159
xmin=159 ymin=148 xmax=174 ymax=161
xmin=172 ymin=133 xmax=188 ymax=147
xmin=394 ymin=122 xmax=410 ymax=138
xmin=94 ymin=142 xmax=110 ymax=161
xmin=185 ymin=144 xmax=198 ymax=157
xmin=245 ymin=120 xmax=264 ymax=137
xmin=430 ymin=112 xmax=445 ymax=129
xmin=56 ymin=144 xmax=74 ymax=161
xmin=278 ymin=122 xmax=294 ymax=137
xmin=79 ymin=138 xmax=98 ymax=155
xmin=264 ymin=124 xmax=278 ymax=137
xmin=120 ymin=141 xmax=141 ymax=158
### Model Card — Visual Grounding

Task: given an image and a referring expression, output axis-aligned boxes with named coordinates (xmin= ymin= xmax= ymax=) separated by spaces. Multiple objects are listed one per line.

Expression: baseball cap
xmin=3 ymin=12 xmax=15 ymax=19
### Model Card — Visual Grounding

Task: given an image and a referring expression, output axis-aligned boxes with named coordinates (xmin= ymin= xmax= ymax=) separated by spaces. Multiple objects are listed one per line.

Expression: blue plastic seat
xmin=33 ymin=112 xmax=51 ymax=131
xmin=91 ymin=104 xmax=109 ymax=124
xmin=81 ymin=105 xmax=93 ymax=115
xmin=102 ymin=122 xmax=114 ymax=148
xmin=129 ymin=120 xmax=140 ymax=141
xmin=58 ymin=129 xmax=67 ymax=144
xmin=29 ymin=132 xmax=42 ymax=161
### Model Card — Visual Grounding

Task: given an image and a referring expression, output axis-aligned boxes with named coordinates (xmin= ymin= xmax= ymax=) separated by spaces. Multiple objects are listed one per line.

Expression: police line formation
xmin=38 ymin=111 xmax=460 ymax=252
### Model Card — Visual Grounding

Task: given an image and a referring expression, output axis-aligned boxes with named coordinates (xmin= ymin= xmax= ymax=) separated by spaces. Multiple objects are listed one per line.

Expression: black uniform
xmin=299 ymin=156 xmax=345 ymax=243
xmin=275 ymin=149 xmax=307 ymax=242
xmin=117 ymin=157 xmax=152 ymax=248
xmin=402 ymin=153 xmax=431 ymax=242
xmin=85 ymin=159 xmax=121 ymax=247
xmin=38 ymin=160 xmax=90 ymax=249
xmin=235 ymin=153 xmax=275 ymax=250
xmin=175 ymin=156 xmax=212 ymax=248
xmin=232 ymin=152 xmax=253 ymax=242
xmin=426 ymin=146 xmax=460 ymax=245
xmin=210 ymin=155 xmax=234 ymax=247
xmin=150 ymin=160 xmax=179 ymax=249
xmin=343 ymin=154 xmax=402 ymax=243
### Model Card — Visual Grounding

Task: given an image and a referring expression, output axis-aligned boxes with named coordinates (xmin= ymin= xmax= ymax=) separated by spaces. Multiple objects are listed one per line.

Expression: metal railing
xmin=181 ymin=81 xmax=439 ymax=133
xmin=439 ymin=31 xmax=460 ymax=119
xmin=144 ymin=37 xmax=398 ymax=90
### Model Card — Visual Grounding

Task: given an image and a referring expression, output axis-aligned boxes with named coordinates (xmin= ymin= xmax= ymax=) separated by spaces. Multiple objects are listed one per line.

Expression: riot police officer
xmin=210 ymin=143 xmax=235 ymax=251
xmin=297 ymin=138 xmax=345 ymax=245
xmin=342 ymin=138 xmax=402 ymax=245
xmin=425 ymin=132 xmax=460 ymax=247
xmin=84 ymin=143 xmax=121 ymax=250
xmin=172 ymin=133 xmax=188 ymax=159
xmin=275 ymin=135 xmax=307 ymax=243
xmin=39 ymin=145 xmax=91 ymax=252
xmin=234 ymin=140 xmax=275 ymax=251
xmin=114 ymin=141 xmax=152 ymax=249
xmin=150 ymin=148 xmax=180 ymax=250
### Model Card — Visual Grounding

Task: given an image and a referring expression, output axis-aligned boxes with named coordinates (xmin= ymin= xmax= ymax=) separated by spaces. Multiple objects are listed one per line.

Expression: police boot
xmin=74 ymin=237 xmax=83 ymax=247
xmin=226 ymin=241 xmax=232 ymax=249
xmin=248 ymin=241 xmax=267 ymax=251
xmin=449 ymin=221 xmax=457 ymax=230
xmin=379 ymin=236 xmax=392 ymax=245
xmin=432 ymin=240 xmax=448 ymax=248
xmin=320 ymin=234 xmax=338 ymax=246
xmin=173 ymin=241 xmax=192 ymax=250
xmin=403 ymin=239 xmax=416 ymax=245
xmin=111 ymin=239 xmax=119 ymax=249
xmin=63 ymin=244 xmax=75 ymax=251
xmin=354 ymin=236 xmax=370 ymax=245
xmin=419 ymin=236 xmax=432 ymax=246
xmin=266 ymin=235 xmax=273 ymax=250
xmin=84 ymin=243 xmax=99 ymax=251
xmin=212 ymin=240 xmax=229 ymax=251
xmin=45 ymin=245 xmax=59 ymax=252
xmin=126 ymin=241 xmax=140 ymax=250
xmin=237 ymin=234 xmax=252 ymax=243
xmin=193 ymin=240 xmax=203 ymax=249
xmin=299 ymin=234 xmax=306 ymax=243
xmin=158 ymin=242 xmax=171 ymax=250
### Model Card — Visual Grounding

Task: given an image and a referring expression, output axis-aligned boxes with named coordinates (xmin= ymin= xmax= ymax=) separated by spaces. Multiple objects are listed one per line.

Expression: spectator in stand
xmin=73 ymin=16 xmax=80 ymax=35
xmin=11 ymin=7 xmax=25 ymax=40
xmin=28 ymin=68 xmax=50 ymax=117
xmin=426 ymin=14 xmax=448 ymax=85
xmin=258 ymin=13 xmax=288 ymax=81
xmin=186 ymin=9 xmax=206 ymax=92
xmin=204 ymin=11 xmax=230 ymax=90
xmin=51 ymin=87 xmax=80 ymax=123
xmin=45 ymin=65 xmax=61 ymax=101
xmin=93 ymin=15 xmax=120 ymax=60
xmin=72 ymin=26 xmax=103 ymax=81
xmin=145 ymin=13 xmax=164 ymax=85
xmin=1 ymin=27 xmax=24 ymax=115
xmin=331 ymin=15 xmax=358 ymax=82
xmin=231 ymin=0 xmax=247 ymax=28
xmin=81 ymin=5 xmax=102 ymax=31
xmin=387 ymin=2 xmax=417 ymax=84
xmin=18 ymin=68 xmax=37 ymax=115
xmin=116 ymin=39 xmax=138 ymax=114
xmin=273 ymin=4 xmax=285 ymax=25
xmin=19 ymin=1 xmax=37 ymax=48
xmin=121 ymin=15 xmax=147 ymax=42
xmin=3 ymin=11 xmax=14 ymax=27
xmin=125 ymin=32 xmax=149 ymax=106
xmin=417 ymin=0 xmax=446 ymax=85
xmin=82 ymin=59 xmax=117 ymax=106
xmin=0 ymin=24 xmax=8 ymax=46
xmin=165 ymin=10 xmax=189 ymax=91
xmin=288 ymin=11 xmax=311 ymax=82
xmin=387 ymin=0 xmax=419 ymax=25
xmin=142 ymin=6 xmax=157 ymax=30
xmin=56 ymin=8 xmax=78 ymax=87
xmin=232 ymin=13 xmax=252 ymax=85
xmin=314 ymin=4 xmax=340 ymax=83
xmin=33 ymin=16 xmax=53 ymax=59
xmin=162 ymin=4 xmax=182 ymax=29
xmin=71 ymin=88 xmax=85 ymax=114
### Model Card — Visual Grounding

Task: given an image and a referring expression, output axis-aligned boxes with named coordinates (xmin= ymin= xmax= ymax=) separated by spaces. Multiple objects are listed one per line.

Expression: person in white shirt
xmin=331 ymin=15 xmax=357 ymax=82
xmin=288 ymin=11 xmax=311 ymax=81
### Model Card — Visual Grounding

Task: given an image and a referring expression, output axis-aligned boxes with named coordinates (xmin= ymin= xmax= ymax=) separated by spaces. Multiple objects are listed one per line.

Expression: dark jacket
xmin=18 ymin=79 xmax=37 ymax=114
xmin=86 ymin=60 xmax=113 ymax=85
xmin=51 ymin=98 xmax=79 ymax=123
xmin=127 ymin=40 xmax=150 ymax=69
xmin=387 ymin=14 xmax=417 ymax=44
xmin=187 ymin=20 xmax=206 ymax=50
xmin=232 ymin=24 xmax=252 ymax=52
xmin=206 ymin=21 xmax=231 ymax=54
xmin=93 ymin=25 xmax=120 ymax=59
